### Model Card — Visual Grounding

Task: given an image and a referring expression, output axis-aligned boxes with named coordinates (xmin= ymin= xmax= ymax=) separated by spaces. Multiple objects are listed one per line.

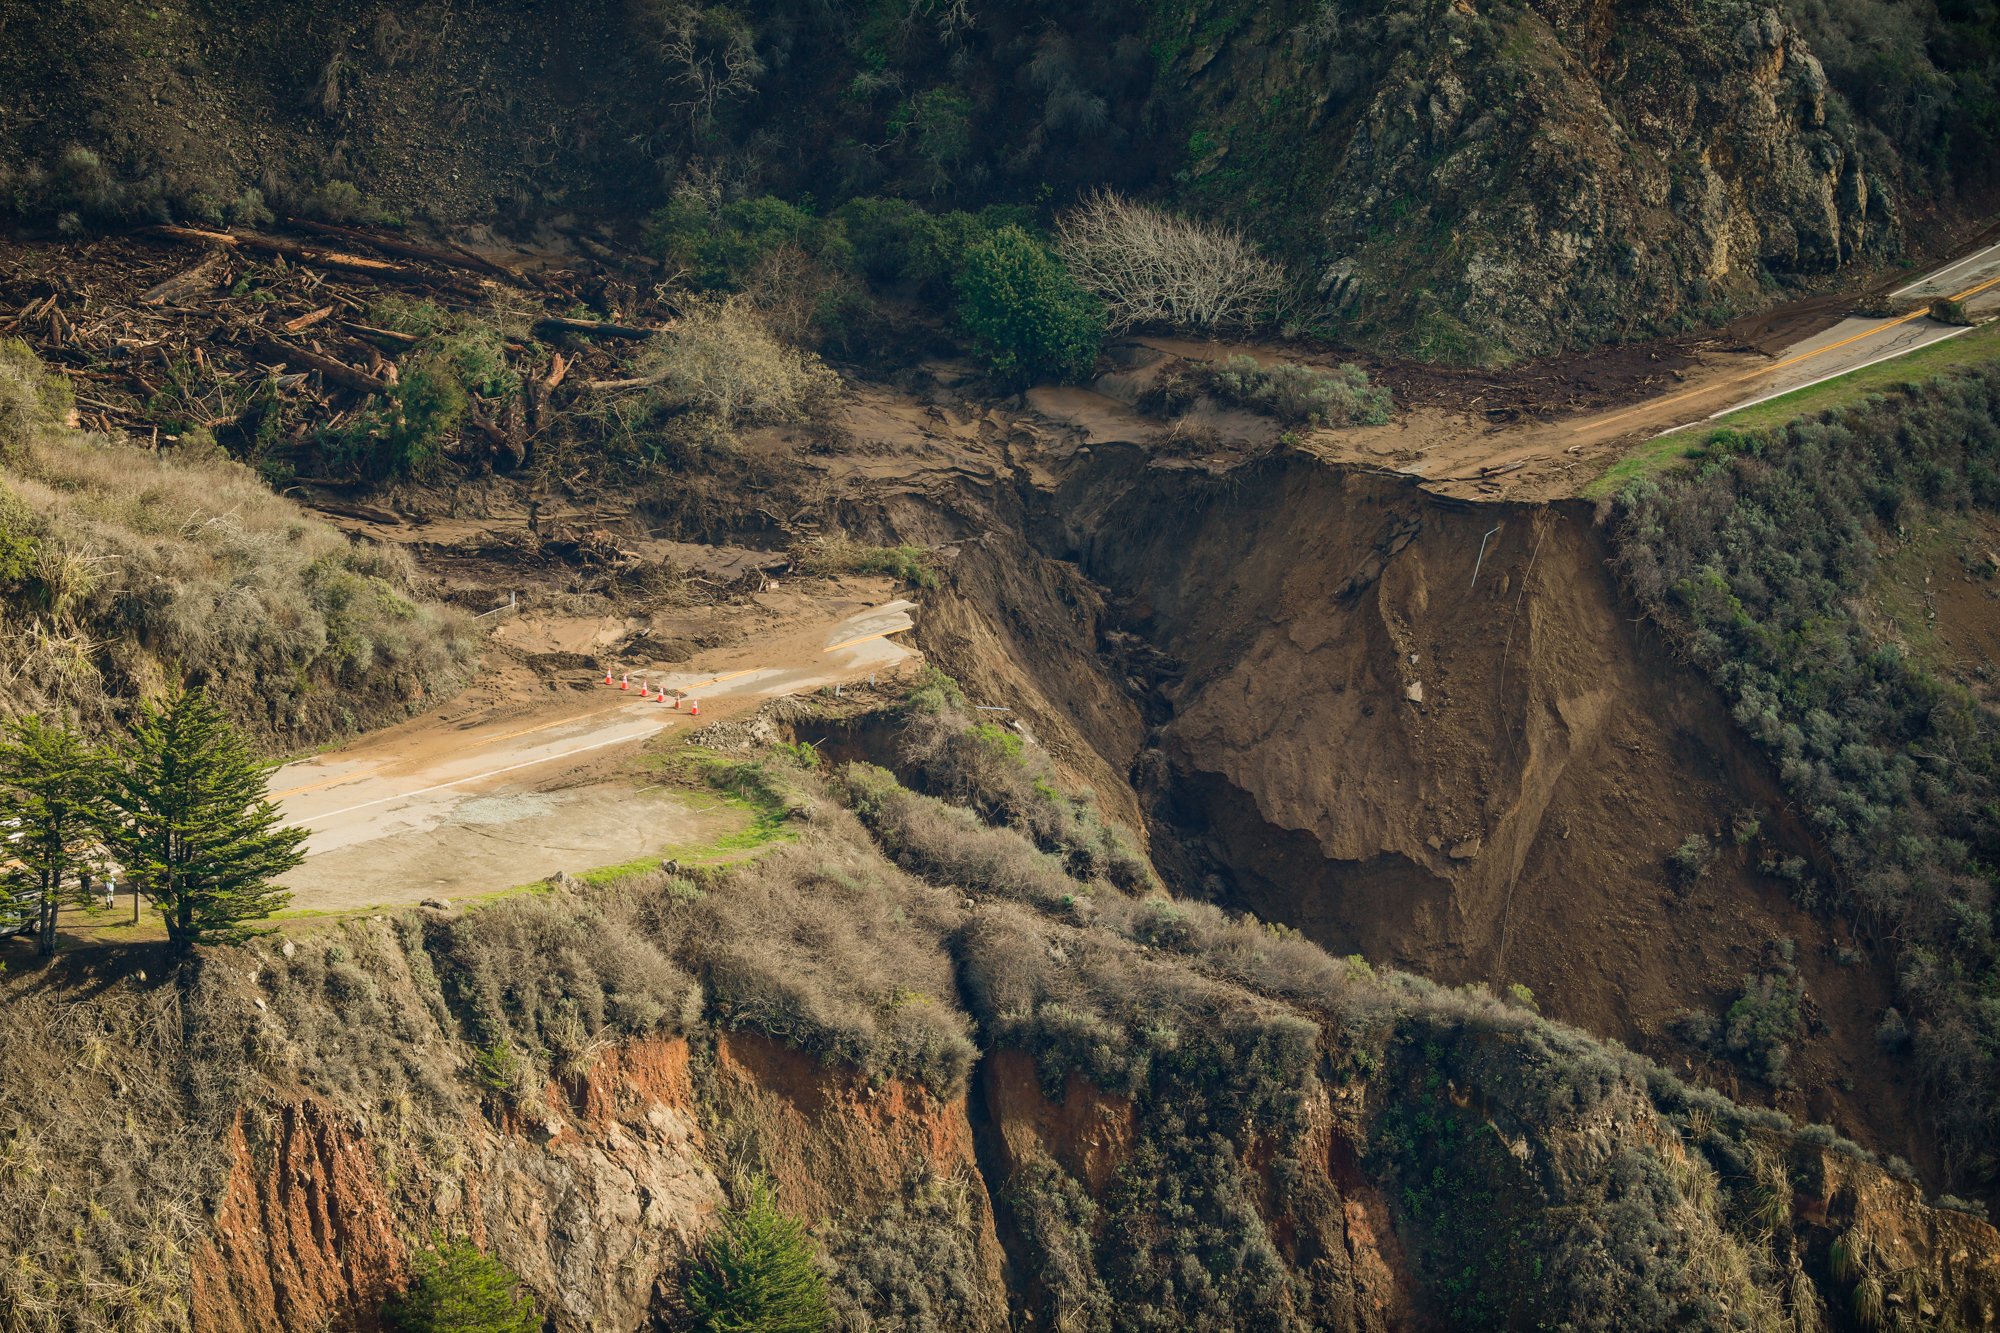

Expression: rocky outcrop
xmin=476 ymin=1037 xmax=720 ymax=1330
xmin=1175 ymin=0 xmax=1897 ymax=360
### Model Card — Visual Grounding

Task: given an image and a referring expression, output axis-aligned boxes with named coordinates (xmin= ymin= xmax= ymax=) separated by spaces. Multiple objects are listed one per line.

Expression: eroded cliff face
xmin=182 ymin=1029 xmax=1005 ymax=1333
xmin=175 ymin=1020 xmax=2000 ymax=1333
xmin=908 ymin=443 xmax=1928 ymax=1173
xmin=190 ymin=1037 xmax=722 ymax=1333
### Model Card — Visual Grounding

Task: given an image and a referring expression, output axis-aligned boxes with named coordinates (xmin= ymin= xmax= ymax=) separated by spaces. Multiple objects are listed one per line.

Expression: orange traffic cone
xmin=689 ymin=700 xmax=699 ymax=717
xmin=620 ymin=673 xmax=630 ymax=691
xmin=672 ymin=695 xmax=681 ymax=710
xmin=658 ymin=690 xmax=669 ymax=704
xmin=603 ymin=669 xmax=613 ymax=686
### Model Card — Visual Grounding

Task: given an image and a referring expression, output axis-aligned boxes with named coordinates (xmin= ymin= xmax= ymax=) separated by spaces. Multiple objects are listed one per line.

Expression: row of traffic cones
xmin=603 ymin=669 xmax=697 ymax=715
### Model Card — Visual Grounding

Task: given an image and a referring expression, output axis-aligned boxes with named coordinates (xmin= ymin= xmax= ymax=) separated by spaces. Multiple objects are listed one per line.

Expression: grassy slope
xmin=0 ymin=339 xmax=474 ymax=744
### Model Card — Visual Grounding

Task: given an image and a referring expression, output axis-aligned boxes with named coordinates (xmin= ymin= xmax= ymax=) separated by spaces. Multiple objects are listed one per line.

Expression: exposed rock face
xmin=1179 ymin=0 xmax=1895 ymax=360
xmin=475 ymin=1037 xmax=719 ymax=1331
xmin=189 ymin=1038 xmax=721 ymax=1333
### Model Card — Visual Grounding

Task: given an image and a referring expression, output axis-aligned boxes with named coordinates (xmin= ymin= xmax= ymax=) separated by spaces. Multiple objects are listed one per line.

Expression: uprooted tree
xmin=100 ymin=685 xmax=306 ymax=952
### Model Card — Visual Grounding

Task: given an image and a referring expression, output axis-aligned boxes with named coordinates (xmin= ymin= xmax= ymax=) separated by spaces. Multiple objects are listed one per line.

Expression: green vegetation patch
xmin=1611 ymin=361 xmax=2000 ymax=1185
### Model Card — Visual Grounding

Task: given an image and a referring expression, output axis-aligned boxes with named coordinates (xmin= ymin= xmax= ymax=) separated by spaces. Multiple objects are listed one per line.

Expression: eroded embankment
xmin=911 ymin=445 xmax=1921 ymax=1167
xmin=7 ymin=693 xmax=2000 ymax=1333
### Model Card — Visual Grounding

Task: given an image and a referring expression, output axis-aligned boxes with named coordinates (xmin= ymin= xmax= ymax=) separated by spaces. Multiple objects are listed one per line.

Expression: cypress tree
xmin=383 ymin=1240 xmax=540 ymax=1333
xmin=101 ymin=685 xmax=306 ymax=952
xmin=0 ymin=716 xmax=110 ymax=956
xmin=688 ymin=1177 xmax=830 ymax=1333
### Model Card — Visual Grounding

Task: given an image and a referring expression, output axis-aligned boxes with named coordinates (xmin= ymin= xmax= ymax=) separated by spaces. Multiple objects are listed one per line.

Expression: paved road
xmin=270 ymin=600 xmax=916 ymax=911
xmin=1613 ymin=241 xmax=2000 ymax=440
xmin=1704 ymin=246 xmax=2000 ymax=419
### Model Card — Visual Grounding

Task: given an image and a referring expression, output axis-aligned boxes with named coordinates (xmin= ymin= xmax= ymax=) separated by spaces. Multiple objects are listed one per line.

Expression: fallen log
xmin=252 ymin=337 xmax=389 ymax=395
xmin=283 ymin=305 xmax=336 ymax=334
xmin=342 ymin=320 xmax=423 ymax=349
xmin=139 ymin=254 xmax=225 ymax=306
xmin=145 ymin=226 xmax=484 ymax=295
xmin=282 ymin=217 xmax=524 ymax=282
xmin=533 ymin=315 xmax=663 ymax=341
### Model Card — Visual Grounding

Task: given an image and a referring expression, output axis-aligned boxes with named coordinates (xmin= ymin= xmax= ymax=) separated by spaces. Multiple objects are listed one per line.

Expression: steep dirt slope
xmin=897 ymin=432 xmax=1922 ymax=1170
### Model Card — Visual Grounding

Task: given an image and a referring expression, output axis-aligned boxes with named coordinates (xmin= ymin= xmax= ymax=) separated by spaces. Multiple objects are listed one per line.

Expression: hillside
xmin=2 ymin=1 xmax=1999 ymax=1329
xmin=2 ymin=0 xmax=1996 ymax=360
xmin=4 ymin=694 xmax=1996 ymax=1331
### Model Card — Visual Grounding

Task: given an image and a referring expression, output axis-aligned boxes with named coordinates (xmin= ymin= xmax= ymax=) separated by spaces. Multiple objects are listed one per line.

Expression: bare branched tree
xmin=907 ymin=0 xmax=976 ymax=43
xmin=1053 ymin=191 xmax=1287 ymax=333
xmin=648 ymin=4 xmax=765 ymax=130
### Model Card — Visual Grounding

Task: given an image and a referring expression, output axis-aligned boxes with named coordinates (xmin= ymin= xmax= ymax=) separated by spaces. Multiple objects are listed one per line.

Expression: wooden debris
xmin=533 ymin=315 xmax=663 ymax=341
xmin=139 ymin=254 xmax=226 ymax=306
xmin=283 ymin=217 xmax=524 ymax=282
xmin=144 ymin=226 xmax=483 ymax=295
xmin=342 ymin=321 xmax=423 ymax=349
xmin=283 ymin=305 xmax=336 ymax=334
xmin=252 ymin=336 xmax=389 ymax=395
xmin=543 ymin=352 xmax=570 ymax=390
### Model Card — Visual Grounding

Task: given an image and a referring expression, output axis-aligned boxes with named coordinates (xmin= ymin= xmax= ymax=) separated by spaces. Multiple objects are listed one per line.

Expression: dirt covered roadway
xmin=1004 ymin=230 xmax=2000 ymax=503
xmin=271 ymin=592 xmax=917 ymax=913
xmin=1305 ymin=233 xmax=2000 ymax=499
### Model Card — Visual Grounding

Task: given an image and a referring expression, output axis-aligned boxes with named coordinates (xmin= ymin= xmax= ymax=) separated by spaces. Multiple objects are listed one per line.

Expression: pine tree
xmin=101 ymin=685 xmax=306 ymax=952
xmin=0 ymin=716 xmax=110 ymax=957
xmin=383 ymin=1240 xmax=540 ymax=1333
xmin=687 ymin=1177 xmax=830 ymax=1333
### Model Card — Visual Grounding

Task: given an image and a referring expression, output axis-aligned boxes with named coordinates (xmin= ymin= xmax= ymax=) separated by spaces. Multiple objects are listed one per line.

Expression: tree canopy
xmin=688 ymin=1177 xmax=830 ymax=1333
xmin=100 ymin=685 xmax=305 ymax=951
xmin=0 ymin=715 xmax=110 ymax=956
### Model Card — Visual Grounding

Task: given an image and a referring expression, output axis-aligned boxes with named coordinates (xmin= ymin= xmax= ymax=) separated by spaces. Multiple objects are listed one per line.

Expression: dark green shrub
xmin=954 ymin=226 xmax=1104 ymax=385
xmin=834 ymin=197 xmax=958 ymax=288
xmin=0 ymin=488 xmax=37 ymax=591
xmin=650 ymin=193 xmax=849 ymax=289
xmin=688 ymin=1177 xmax=831 ymax=1333
xmin=383 ymin=1240 xmax=540 ymax=1333
xmin=1723 ymin=971 xmax=1803 ymax=1082
xmin=1666 ymin=833 xmax=1716 ymax=888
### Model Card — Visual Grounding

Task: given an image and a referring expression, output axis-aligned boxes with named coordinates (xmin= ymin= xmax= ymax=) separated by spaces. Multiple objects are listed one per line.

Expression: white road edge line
xmin=286 ymin=724 xmax=667 ymax=828
xmin=1706 ymin=322 xmax=1977 ymax=419
xmin=1649 ymin=321 xmax=1980 ymax=440
xmin=1890 ymin=241 xmax=2000 ymax=298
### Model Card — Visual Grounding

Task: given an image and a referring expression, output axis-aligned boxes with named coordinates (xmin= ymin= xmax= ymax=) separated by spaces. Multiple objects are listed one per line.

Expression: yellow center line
xmin=824 ymin=629 xmax=899 ymax=653
xmin=678 ymin=667 xmax=762 ymax=691
xmin=1589 ymin=267 xmax=2000 ymax=432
